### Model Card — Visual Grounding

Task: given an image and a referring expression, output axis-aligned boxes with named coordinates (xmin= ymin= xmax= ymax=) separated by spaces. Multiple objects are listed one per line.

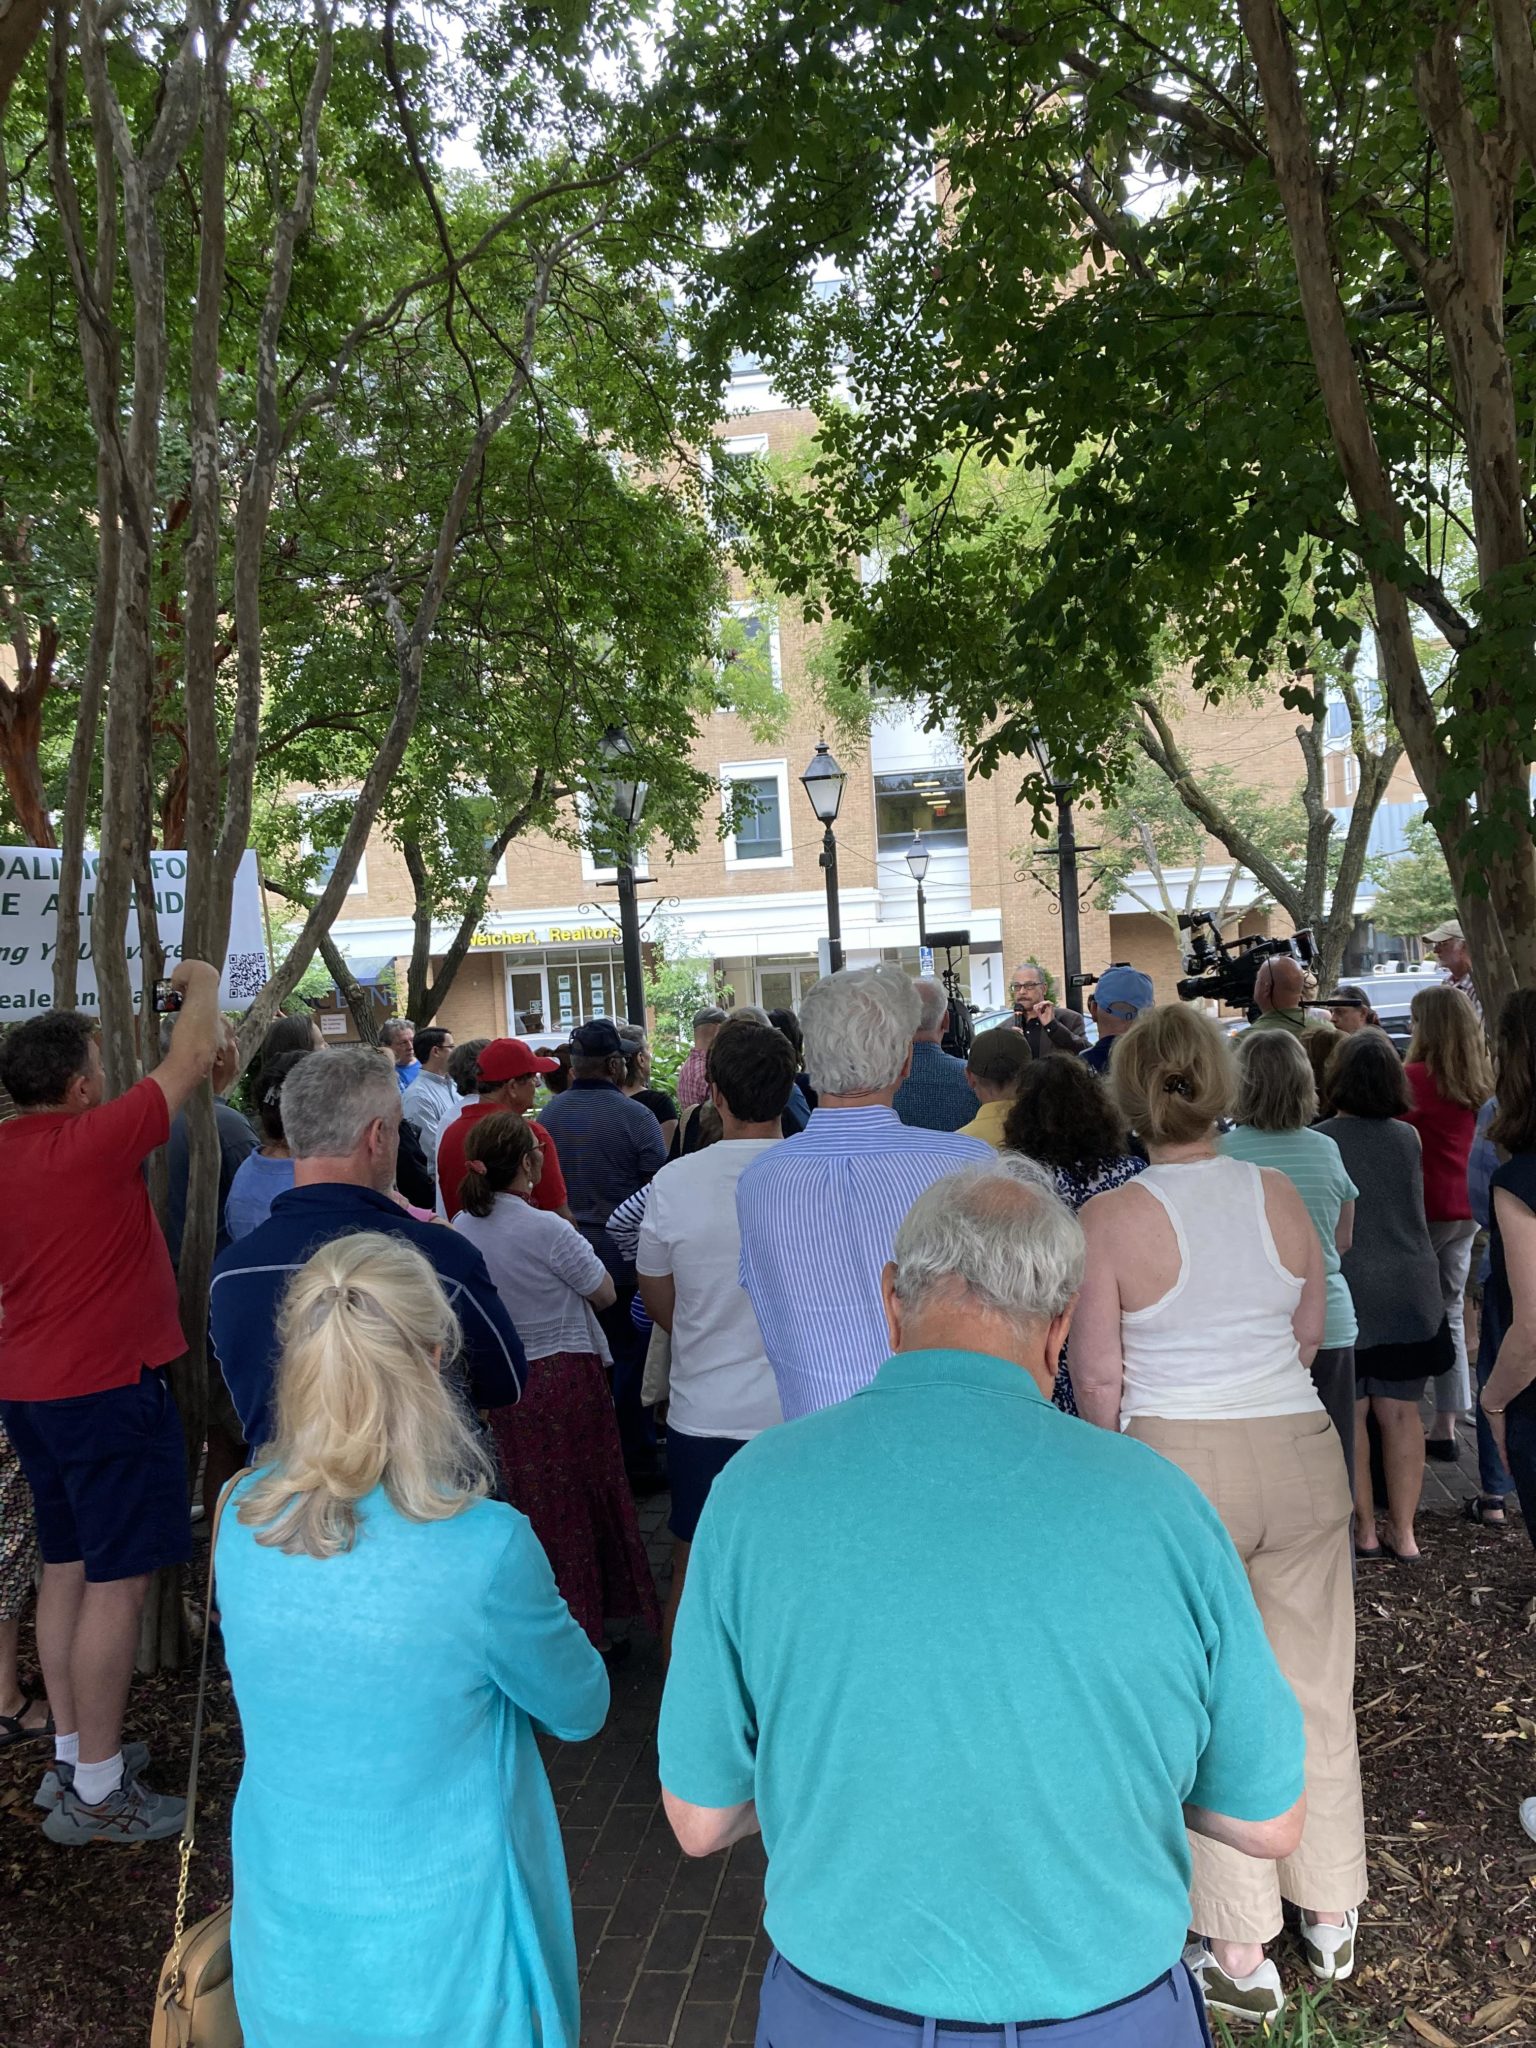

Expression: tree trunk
xmin=0 ymin=0 xmax=44 ymax=116
xmin=1238 ymin=0 xmax=1535 ymax=1014
xmin=0 ymin=621 xmax=57 ymax=844
xmin=47 ymin=18 xmax=119 ymax=1011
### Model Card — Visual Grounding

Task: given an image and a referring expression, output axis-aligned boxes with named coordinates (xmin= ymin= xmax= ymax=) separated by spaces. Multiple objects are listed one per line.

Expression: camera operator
xmin=1008 ymin=960 xmax=1088 ymax=1058
xmin=1248 ymin=956 xmax=1325 ymax=1040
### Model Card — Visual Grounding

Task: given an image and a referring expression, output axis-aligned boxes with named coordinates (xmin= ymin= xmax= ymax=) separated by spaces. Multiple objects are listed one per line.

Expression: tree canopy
xmin=663 ymin=0 xmax=1536 ymax=1009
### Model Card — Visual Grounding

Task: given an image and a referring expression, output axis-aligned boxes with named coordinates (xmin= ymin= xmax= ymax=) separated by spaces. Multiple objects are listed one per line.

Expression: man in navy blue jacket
xmin=210 ymin=1047 xmax=524 ymax=1450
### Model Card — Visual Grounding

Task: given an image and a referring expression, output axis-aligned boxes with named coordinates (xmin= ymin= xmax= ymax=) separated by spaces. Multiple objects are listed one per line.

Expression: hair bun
xmin=1163 ymin=1073 xmax=1193 ymax=1098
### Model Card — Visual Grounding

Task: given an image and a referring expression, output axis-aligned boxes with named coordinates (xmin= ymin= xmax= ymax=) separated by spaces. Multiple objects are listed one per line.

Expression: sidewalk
xmin=554 ymin=1497 xmax=768 ymax=2048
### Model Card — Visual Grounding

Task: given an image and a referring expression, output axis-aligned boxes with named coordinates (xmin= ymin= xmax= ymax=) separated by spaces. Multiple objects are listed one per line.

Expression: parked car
xmin=1331 ymin=968 xmax=1444 ymax=1053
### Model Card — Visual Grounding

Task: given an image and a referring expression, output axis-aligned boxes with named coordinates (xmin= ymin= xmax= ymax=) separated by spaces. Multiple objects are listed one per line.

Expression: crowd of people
xmin=0 ymin=925 xmax=1531 ymax=2046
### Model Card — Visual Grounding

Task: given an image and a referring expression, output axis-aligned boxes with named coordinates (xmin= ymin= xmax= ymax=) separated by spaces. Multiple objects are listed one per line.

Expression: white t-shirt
xmin=454 ymin=1195 xmax=610 ymax=1364
xmin=635 ymin=1140 xmax=782 ymax=1439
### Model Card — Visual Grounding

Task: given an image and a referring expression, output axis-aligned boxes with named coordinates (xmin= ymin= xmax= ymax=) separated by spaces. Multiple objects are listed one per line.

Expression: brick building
xmin=311 ymin=384 xmax=1425 ymax=1040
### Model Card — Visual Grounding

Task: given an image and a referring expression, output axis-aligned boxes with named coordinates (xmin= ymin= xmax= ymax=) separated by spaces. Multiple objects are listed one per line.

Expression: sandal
xmin=1463 ymin=1495 xmax=1508 ymax=1527
xmin=0 ymin=1695 xmax=53 ymax=1750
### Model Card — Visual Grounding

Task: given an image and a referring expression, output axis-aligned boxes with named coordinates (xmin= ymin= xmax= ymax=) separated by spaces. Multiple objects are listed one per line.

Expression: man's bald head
xmin=1255 ymin=955 xmax=1305 ymax=1013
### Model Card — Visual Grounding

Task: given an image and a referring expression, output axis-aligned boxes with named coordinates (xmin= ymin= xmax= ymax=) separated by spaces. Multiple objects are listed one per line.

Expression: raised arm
xmin=151 ymin=960 xmax=224 ymax=1118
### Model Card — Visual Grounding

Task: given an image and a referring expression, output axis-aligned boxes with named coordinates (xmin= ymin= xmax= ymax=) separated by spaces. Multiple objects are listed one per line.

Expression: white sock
xmin=54 ymin=1731 xmax=79 ymax=1767
xmin=73 ymin=1752 xmax=123 ymax=1805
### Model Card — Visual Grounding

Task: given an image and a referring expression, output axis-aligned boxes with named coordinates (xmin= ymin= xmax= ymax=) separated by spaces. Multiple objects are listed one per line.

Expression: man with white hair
xmin=735 ymin=965 xmax=991 ymax=1418
xmin=892 ymin=977 xmax=974 ymax=1132
xmin=661 ymin=1162 xmax=1306 ymax=2047
xmin=210 ymin=1047 xmax=525 ymax=1452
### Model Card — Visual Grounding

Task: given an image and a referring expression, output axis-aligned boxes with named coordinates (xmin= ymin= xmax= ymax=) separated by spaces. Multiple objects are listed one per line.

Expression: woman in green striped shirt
xmin=1221 ymin=1029 xmax=1359 ymax=1485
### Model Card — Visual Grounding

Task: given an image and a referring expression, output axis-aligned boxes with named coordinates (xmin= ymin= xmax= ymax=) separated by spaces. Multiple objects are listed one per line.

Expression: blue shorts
xmin=667 ymin=1429 xmax=748 ymax=1544
xmin=0 ymin=1367 xmax=192 ymax=1582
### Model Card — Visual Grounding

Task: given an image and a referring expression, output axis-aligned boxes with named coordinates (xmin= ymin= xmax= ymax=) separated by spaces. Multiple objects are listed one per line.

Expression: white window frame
xmin=576 ymin=794 xmax=652 ymax=883
xmin=727 ymin=598 xmax=783 ymax=690
xmin=299 ymin=794 xmax=368 ymax=896
xmin=721 ymin=759 xmax=794 ymax=872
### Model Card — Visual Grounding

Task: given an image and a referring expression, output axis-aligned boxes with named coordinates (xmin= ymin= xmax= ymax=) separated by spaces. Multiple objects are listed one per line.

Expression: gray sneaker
xmin=41 ymin=1770 xmax=185 ymax=1846
xmin=34 ymin=1741 xmax=151 ymax=1812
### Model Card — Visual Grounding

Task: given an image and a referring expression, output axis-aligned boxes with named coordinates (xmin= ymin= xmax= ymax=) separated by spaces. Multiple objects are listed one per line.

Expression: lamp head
xmin=801 ymin=740 xmax=847 ymax=827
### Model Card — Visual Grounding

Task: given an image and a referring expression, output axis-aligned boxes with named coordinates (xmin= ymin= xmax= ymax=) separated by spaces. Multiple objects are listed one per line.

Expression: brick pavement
xmin=559 ymin=1417 xmax=1491 ymax=2048
xmin=550 ymin=1497 xmax=770 ymax=2048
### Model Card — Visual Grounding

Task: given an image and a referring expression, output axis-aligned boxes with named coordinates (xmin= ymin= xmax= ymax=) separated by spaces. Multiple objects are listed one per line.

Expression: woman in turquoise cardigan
xmin=216 ymin=1230 xmax=609 ymax=2048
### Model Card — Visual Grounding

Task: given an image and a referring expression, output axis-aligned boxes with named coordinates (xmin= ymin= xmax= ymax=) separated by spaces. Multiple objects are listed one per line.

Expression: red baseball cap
xmin=477 ymin=1037 xmax=560 ymax=1084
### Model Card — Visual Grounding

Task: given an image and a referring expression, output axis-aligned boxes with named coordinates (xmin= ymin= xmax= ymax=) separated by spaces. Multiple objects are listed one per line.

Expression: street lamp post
xmin=1029 ymin=733 xmax=1082 ymax=999
xmin=800 ymin=741 xmax=848 ymax=975
xmin=595 ymin=726 xmax=650 ymax=1025
xmin=905 ymin=830 xmax=930 ymax=949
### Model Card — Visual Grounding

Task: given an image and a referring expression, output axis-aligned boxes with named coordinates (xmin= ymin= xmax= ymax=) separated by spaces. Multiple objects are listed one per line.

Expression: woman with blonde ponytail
xmin=216 ymin=1231 xmax=609 ymax=2048
xmin=453 ymin=1113 xmax=661 ymax=1650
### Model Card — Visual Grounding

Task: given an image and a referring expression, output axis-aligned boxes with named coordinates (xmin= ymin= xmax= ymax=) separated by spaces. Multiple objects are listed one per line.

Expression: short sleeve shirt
xmin=636 ymin=1141 xmax=781 ymax=1438
xmin=659 ymin=1347 xmax=1303 ymax=2023
xmin=1220 ymin=1124 xmax=1359 ymax=1348
xmin=0 ymin=1078 xmax=185 ymax=1400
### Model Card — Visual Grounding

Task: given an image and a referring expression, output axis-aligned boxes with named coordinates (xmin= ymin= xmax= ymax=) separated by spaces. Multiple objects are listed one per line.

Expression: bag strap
xmin=167 ymin=1469 xmax=250 ymax=1984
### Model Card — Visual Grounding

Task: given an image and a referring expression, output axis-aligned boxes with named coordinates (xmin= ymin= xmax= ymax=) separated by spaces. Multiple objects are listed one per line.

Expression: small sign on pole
xmin=918 ymin=945 xmax=935 ymax=976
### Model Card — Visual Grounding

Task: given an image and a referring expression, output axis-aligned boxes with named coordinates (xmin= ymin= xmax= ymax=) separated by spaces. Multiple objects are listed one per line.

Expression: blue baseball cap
xmin=1093 ymin=965 xmax=1156 ymax=1021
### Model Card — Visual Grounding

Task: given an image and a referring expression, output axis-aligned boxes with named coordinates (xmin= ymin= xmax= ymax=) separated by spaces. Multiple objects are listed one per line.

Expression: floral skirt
xmin=491 ymin=1353 xmax=661 ymax=1648
xmin=0 ymin=1420 xmax=38 ymax=1622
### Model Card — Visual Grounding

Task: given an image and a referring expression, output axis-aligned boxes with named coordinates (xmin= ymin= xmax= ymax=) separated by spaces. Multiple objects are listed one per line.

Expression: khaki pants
xmin=1128 ymin=1411 xmax=1367 ymax=1944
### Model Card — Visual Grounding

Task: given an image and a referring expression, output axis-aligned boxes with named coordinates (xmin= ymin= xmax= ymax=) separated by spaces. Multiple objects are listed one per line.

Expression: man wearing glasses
xmin=1009 ymin=960 xmax=1088 ymax=1057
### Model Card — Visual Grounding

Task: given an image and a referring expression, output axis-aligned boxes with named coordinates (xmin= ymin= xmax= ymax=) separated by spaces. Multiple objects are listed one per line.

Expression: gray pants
xmin=1310 ymin=1346 xmax=1356 ymax=1492
xmin=1427 ymin=1220 xmax=1477 ymax=1416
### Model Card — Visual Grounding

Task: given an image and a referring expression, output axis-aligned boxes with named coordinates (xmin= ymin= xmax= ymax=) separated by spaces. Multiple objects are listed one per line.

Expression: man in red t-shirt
xmin=435 ymin=1037 xmax=573 ymax=1223
xmin=0 ymin=959 xmax=221 ymax=1845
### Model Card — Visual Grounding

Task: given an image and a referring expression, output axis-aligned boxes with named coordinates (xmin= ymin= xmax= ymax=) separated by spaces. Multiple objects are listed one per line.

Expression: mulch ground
xmin=0 ymin=1507 xmax=1531 ymax=2048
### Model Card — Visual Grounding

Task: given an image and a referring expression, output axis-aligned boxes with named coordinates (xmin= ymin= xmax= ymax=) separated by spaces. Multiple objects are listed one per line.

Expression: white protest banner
xmin=0 ymin=848 xmax=269 ymax=1015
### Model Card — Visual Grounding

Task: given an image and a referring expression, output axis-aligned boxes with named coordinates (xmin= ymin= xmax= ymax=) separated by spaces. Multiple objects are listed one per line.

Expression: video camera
xmin=1175 ymin=912 xmax=1316 ymax=1015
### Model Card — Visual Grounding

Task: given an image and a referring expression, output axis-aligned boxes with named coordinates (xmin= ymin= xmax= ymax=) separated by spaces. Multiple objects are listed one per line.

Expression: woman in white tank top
xmin=1072 ymin=1004 xmax=1364 ymax=2029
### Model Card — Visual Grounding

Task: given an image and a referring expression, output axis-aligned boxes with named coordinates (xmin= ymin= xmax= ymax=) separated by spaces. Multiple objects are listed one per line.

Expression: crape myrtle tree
xmin=663 ymin=0 xmax=1536 ymax=1015
xmin=2 ymin=0 xmax=727 ymax=1658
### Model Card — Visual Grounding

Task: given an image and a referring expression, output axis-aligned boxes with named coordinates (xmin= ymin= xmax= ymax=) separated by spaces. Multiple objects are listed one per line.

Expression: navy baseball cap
xmin=1093 ymin=965 xmax=1156 ymax=1021
xmin=570 ymin=1018 xmax=624 ymax=1058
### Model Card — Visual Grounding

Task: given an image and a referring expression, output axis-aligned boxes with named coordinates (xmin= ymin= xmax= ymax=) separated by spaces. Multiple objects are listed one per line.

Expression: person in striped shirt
xmin=736 ymin=965 xmax=992 ymax=1418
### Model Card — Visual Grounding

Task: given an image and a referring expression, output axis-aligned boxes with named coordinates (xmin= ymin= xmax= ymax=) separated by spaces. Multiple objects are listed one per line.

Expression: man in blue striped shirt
xmin=737 ymin=965 xmax=993 ymax=1417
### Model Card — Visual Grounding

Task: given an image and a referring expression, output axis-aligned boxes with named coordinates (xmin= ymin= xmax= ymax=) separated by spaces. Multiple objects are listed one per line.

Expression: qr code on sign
xmin=225 ymin=953 xmax=268 ymax=1001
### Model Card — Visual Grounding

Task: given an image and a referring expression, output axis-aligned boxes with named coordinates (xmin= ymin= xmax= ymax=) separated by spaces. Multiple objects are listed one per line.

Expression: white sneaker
xmin=1183 ymin=1940 xmax=1286 ymax=2025
xmin=1521 ymin=1796 xmax=1536 ymax=1844
xmin=1301 ymin=1908 xmax=1358 ymax=1982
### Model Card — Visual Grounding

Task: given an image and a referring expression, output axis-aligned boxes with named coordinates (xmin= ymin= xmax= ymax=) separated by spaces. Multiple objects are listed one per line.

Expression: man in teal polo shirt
xmin=659 ymin=1160 xmax=1306 ymax=2047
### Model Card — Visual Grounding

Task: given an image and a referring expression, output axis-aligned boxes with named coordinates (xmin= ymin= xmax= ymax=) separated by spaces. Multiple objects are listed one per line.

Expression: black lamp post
xmin=905 ymin=830 xmax=930 ymax=949
xmin=1029 ymin=732 xmax=1082 ymax=999
xmin=800 ymin=741 xmax=848 ymax=975
xmin=595 ymin=725 xmax=650 ymax=1025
